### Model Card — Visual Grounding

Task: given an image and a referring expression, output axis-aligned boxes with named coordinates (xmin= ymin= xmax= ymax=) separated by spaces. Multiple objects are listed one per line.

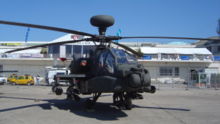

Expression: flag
xmin=25 ymin=27 xmax=30 ymax=43
xmin=115 ymin=29 xmax=122 ymax=43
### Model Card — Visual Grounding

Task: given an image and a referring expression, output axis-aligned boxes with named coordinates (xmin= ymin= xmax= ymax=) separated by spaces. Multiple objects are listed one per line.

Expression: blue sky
xmin=0 ymin=0 xmax=219 ymax=43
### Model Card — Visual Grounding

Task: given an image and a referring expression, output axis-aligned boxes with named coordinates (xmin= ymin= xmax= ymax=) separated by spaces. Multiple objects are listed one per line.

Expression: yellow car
xmin=8 ymin=75 xmax=34 ymax=85
xmin=7 ymin=74 xmax=17 ymax=83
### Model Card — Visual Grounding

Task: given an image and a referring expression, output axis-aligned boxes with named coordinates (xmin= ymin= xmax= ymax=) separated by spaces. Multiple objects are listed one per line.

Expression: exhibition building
xmin=0 ymin=34 xmax=219 ymax=86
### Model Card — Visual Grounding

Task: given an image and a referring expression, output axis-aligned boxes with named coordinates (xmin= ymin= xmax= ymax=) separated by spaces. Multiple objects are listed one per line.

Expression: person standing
xmin=36 ymin=75 xmax=40 ymax=85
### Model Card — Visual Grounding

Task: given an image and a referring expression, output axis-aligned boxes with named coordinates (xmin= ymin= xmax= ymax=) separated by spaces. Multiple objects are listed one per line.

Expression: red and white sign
xmin=71 ymin=35 xmax=80 ymax=40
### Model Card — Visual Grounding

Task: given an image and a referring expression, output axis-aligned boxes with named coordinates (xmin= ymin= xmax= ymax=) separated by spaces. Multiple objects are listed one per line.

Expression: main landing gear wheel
xmin=113 ymin=92 xmax=132 ymax=110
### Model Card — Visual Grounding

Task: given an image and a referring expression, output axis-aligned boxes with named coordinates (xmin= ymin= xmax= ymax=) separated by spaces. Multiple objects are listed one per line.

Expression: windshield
xmin=111 ymin=48 xmax=137 ymax=64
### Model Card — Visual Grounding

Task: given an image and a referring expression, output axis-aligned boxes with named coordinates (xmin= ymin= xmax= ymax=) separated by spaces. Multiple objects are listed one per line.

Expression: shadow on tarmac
xmin=0 ymin=96 xmax=127 ymax=120
xmin=0 ymin=96 xmax=190 ymax=120
xmin=40 ymin=99 xmax=128 ymax=120
xmin=134 ymin=105 xmax=190 ymax=111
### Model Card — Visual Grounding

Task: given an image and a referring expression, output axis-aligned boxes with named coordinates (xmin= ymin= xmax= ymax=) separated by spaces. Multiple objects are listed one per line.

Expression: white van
xmin=45 ymin=67 xmax=69 ymax=85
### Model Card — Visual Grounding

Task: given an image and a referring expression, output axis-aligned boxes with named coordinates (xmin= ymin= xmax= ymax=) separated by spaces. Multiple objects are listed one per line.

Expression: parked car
xmin=8 ymin=74 xmax=34 ymax=85
xmin=0 ymin=76 xmax=7 ymax=85
xmin=7 ymin=74 xmax=17 ymax=83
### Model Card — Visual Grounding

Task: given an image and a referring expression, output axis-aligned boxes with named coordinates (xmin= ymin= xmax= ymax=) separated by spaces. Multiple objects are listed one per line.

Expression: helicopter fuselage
xmin=66 ymin=47 xmax=155 ymax=94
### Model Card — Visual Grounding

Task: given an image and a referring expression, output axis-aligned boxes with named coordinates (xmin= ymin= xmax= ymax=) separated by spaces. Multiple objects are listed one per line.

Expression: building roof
xmin=141 ymin=47 xmax=212 ymax=55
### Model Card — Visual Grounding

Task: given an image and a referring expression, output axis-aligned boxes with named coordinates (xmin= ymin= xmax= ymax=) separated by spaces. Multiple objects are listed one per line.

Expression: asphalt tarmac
xmin=0 ymin=85 xmax=220 ymax=124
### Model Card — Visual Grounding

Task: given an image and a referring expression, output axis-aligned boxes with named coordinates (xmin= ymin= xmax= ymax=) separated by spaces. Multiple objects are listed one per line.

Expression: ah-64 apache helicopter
xmin=0 ymin=15 xmax=219 ymax=110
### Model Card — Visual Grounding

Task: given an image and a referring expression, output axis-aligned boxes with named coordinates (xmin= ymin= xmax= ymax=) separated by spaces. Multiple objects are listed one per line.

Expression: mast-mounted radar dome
xmin=90 ymin=15 xmax=115 ymax=35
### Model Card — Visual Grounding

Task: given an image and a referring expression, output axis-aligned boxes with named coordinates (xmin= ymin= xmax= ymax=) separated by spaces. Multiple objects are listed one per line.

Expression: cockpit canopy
xmin=98 ymin=48 xmax=138 ymax=74
xmin=111 ymin=48 xmax=137 ymax=64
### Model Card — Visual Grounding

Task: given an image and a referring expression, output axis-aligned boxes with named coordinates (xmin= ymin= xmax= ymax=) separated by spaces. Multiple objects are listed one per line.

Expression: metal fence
xmin=187 ymin=73 xmax=220 ymax=89
xmin=151 ymin=73 xmax=220 ymax=90
xmin=205 ymin=73 xmax=220 ymax=89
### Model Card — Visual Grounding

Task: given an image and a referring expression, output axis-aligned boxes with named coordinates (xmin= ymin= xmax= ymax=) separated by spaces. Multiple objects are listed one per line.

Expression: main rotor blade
xmin=112 ymin=42 xmax=143 ymax=57
xmin=0 ymin=20 xmax=95 ymax=37
xmin=120 ymin=36 xmax=220 ymax=41
xmin=5 ymin=38 xmax=92 ymax=53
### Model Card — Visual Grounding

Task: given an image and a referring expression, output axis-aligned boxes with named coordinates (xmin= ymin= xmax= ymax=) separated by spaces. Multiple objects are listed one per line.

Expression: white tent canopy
xmin=141 ymin=47 xmax=212 ymax=55
xmin=0 ymin=49 xmax=41 ymax=54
